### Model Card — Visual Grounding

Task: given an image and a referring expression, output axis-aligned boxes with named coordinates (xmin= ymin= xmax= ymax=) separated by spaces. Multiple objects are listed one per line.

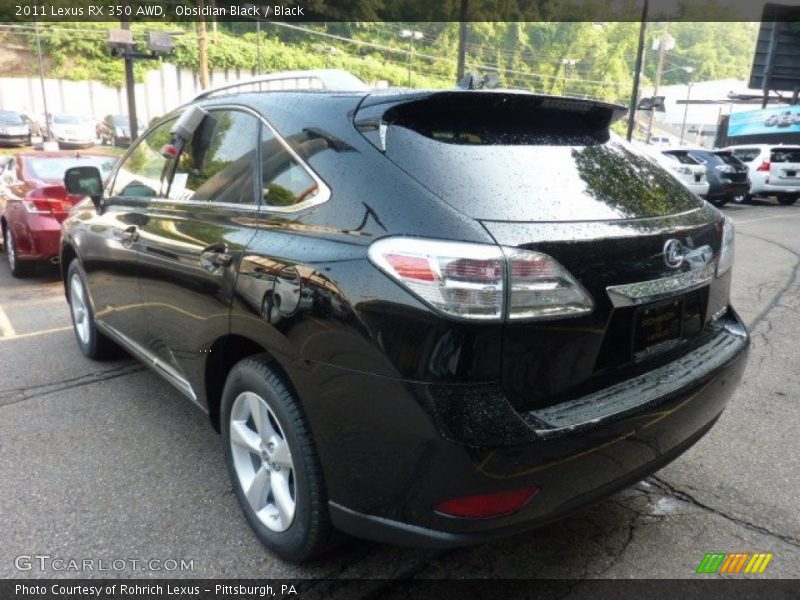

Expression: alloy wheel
xmin=69 ymin=273 xmax=91 ymax=345
xmin=229 ymin=391 xmax=296 ymax=532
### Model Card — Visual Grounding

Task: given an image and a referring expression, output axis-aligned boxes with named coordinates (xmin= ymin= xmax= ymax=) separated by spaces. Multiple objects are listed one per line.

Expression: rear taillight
xmin=368 ymin=238 xmax=594 ymax=321
xmin=22 ymin=199 xmax=51 ymax=214
xmin=716 ymin=216 xmax=735 ymax=277
xmin=756 ymin=161 xmax=770 ymax=172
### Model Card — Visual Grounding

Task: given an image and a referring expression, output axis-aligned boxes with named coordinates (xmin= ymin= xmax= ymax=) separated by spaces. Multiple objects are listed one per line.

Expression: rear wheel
xmin=731 ymin=193 xmax=750 ymax=204
xmin=221 ymin=355 xmax=337 ymax=562
xmin=66 ymin=260 xmax=118 ymax=359
xmin=709 ymin=196 xmax=729 ymax=208
xmin=777 ymin=195 xmax=798 ymax=206
xmin=4 ymin=229 xmax=33 ymax=278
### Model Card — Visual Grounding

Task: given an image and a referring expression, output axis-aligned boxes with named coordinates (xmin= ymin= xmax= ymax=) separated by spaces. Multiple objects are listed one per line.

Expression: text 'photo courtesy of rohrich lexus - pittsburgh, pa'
xmin=59 ymin=69 xmax=749 ymax=563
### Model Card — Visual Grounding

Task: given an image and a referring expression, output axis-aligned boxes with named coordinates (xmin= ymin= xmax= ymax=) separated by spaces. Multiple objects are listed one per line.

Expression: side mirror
xmin=64 ymin=166 xmax=104 ymax=210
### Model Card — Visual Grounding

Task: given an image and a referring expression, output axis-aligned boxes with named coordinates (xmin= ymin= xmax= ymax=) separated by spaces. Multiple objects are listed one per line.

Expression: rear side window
xmin=260 ymin=126 xmax=319 ymax=207
xmin=170 ymin=109 xmax=258 ymax=204
xmin=663 ymin=151 xmax=700 ymax=165
xmin=731 ymin=148 xmax=760 ymax=162
xmin=112 ymin=119 xmax=174 ymax=198
xmin=771 ymin=148 xmax=800 ymax=163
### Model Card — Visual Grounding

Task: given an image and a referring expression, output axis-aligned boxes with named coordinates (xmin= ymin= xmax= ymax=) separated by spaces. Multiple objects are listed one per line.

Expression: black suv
xmin=61 ymin=71 xmax=749 ymax=562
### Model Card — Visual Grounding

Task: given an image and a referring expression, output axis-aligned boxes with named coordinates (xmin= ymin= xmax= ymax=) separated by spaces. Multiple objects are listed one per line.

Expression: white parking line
xmin=0 ymin=325 xmax=72 ymax=342
xmin=0 ymin=306 xmax=16 ymax=338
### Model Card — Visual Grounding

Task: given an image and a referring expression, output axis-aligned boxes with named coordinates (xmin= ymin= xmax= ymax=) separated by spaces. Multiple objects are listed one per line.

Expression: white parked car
xmin=49 ymin=114 xmax=96 ymax=148
xmin=645 ymin=147 xmax=709 ymax=197
xmin=723 ymin=145 xmax=800 ymax=205
xmin=649 ymin=135 xmax=673 ymax=147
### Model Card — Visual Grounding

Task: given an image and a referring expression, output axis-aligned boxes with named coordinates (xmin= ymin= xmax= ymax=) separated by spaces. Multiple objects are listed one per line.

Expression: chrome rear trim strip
xmin=606 ymin=263 xmax=716 ymax=307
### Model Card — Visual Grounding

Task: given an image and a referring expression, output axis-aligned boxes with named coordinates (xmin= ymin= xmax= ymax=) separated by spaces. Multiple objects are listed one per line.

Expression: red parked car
xmin=0 ymin=152 xmax=115 ymax=277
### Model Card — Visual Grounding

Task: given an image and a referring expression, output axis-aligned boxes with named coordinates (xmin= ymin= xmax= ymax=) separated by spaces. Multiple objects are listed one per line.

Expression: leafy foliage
xmin=26 ymin=20 xmax=758 ymax=106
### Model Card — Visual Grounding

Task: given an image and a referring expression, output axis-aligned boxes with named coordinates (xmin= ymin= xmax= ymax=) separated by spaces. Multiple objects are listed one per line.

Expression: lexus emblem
xmin=663 ymin=239 xmax=685 ymax=269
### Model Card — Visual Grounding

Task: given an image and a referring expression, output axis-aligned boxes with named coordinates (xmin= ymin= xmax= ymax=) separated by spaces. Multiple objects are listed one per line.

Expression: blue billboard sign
xmin=728 ymin=105 xmax=800 ymax=137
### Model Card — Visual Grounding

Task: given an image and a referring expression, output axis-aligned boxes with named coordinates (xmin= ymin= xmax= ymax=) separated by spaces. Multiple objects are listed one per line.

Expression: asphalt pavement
xmin=0 ymin=198 xmax=798 ymax=587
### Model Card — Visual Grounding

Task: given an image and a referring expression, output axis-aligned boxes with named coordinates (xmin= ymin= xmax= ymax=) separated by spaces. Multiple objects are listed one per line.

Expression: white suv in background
xmin=724 ymin=144 xmax=800 ymax=205
xmin=643 ymin=147 xmax=709 ymax=197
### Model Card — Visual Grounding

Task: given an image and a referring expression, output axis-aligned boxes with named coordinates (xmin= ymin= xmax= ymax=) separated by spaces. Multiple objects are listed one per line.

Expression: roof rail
xmin=192 ymin=69 xmax=370 ymax=101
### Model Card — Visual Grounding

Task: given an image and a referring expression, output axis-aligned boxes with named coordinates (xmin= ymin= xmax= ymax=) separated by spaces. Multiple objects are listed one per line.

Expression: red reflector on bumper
xmin=434 ymin=487 xmax=538 ymax=518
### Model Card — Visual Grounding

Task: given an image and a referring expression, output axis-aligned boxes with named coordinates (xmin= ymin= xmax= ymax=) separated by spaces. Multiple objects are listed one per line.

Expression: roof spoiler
xmin=355 ymin=90 xmax=628 ymax=151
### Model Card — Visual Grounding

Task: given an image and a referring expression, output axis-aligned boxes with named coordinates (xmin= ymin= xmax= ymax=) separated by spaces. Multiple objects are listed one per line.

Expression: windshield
xmin=25 ymin=156 xmax=115 ymax=183
xmin=0 ymin=112 xmax=23 ymax=125
xmin=53 ymin=115 xmax=82 ymax=125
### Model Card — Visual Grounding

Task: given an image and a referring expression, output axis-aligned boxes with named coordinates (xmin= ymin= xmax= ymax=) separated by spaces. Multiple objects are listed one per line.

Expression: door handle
xmin=201 ymin=245 xmax=233 ymax=268
xmin=119 ymin=225 xmax=139 ymax=245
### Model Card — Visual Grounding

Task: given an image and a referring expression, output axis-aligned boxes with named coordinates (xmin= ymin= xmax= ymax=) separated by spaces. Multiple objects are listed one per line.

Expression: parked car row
xmin=647 ymin=141 xmax=800 ymax=207
xmin=0 ymin=110 xmax=145 ymax=148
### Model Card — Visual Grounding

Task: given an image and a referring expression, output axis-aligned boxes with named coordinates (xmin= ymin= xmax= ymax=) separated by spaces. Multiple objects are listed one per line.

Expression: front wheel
xmin=221 ymin=356 xmax=337 ymax=562
xmin=66 ymin=260 xmax=118 ymax=359
xmin=777 ymin=195 xmax=798 ymax=206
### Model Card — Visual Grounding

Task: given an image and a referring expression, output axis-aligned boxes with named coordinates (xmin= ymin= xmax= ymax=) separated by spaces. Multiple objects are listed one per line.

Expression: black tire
xmin=4 ymin=228 xmax=34 ymax=278
xmin=777 ymin=195 xmax=798 ymax=206
xmin=731 ymin=193 xmax=750 ymax=204
xmin=709 ymin=196 xmax=729 ymax=208
xmin=221 ymin=355 xmax=337 ymax=562
xmin=66 ymin=260 xmax=119 ymax=359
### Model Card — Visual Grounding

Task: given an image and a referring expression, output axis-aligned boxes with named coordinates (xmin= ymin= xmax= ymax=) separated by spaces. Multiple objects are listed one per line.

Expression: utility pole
xmin=627 ymin=0 xmax=649 ymax=141
xmin=34 ymin=20 xmax=51 ymax=142
xmin=456 ymin=0 xmax=468 ymax=83
xmin=647 ymin=24 xmax=672 ymax=142
xmin=198 ymin=1 xmax=210 ymax=90
xmin=120 ymin=6 xmax=139 ymax=141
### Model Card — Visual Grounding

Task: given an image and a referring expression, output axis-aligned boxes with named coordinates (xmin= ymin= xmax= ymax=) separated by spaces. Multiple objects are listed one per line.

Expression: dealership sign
xmin=728 ymin=105 xmax=800 ymax=137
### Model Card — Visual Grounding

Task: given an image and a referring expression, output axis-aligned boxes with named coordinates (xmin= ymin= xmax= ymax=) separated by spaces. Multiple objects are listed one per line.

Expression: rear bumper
xmin=0 ymin=134 xmax=29 ymax=146
xmin=704 ymin=182 xmax=750 ymax=199
xmin=300 ymin=313 xmax=749 ymax=546
xmin=10 ymin=216 xmax=61 ymax=260
xmin=759 ymin=183 xmax=800 ymax=195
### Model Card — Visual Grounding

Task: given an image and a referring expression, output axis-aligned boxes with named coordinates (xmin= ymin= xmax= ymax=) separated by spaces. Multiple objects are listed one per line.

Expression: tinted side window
xmin=112 ymin=119 xmax=174 ymax=198
xmin=170 ymin=109 xmax=258 ymax=204
xmin=261 ymin=126 xmax=319 ymax=207
xmin=715 ymin=153 xmax=743 ymax=167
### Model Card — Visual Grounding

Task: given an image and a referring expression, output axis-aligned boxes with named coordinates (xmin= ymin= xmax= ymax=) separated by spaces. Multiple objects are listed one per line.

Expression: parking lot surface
xmin=0 ymin=199 xmax=798 ymax=585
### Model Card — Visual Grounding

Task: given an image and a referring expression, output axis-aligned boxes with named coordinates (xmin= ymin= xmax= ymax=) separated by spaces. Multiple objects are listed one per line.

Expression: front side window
xmin=261 ymin=126 xmax=319 ymax=207
xmin=170 ymin=109 xmax=258 ymax=205
xmin=112 ymin=119 xmax=174 ymax=198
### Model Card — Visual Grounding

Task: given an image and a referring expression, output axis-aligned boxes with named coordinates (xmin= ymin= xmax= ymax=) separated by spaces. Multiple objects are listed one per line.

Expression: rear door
xmin=136 ymin=107 xmax=262 ymax=395
xmin=770 ymin=147 xmax=800 ymax=189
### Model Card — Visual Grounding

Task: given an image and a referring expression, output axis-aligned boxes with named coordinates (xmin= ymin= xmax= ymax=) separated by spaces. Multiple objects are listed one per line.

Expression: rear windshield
xmin=771 ymin=148 xmax=800 ymax=163
xmin=382 ymin=126 xmax=703 ymax=221
xmin=714 ymin=152 xmax=743 ymax=167
xmin=26 ymin=156 xmax=115 ymax=183
xmin=663 ymin=151 xmax=701 ymax=165
xmin=731 ymin=148 xmax=760 ymax=162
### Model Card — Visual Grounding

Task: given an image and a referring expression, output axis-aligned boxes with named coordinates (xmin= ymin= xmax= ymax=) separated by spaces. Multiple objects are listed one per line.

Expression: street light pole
xmin=400 ymin=29 xmax=423 ymax=88
xmin=680 ymin=81 xmax=693 ymax=145
xmin=626 ymin=0 xmax=649 ymax=141
xmin=34 ymin=20 xmax=51 ymax=141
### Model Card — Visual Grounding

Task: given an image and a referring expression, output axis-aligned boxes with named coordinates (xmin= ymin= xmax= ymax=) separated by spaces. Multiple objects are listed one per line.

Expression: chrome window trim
xmin=110 ymin=104 xmax=331 ymax=214
xmin=606 ymin=262 xmax=716 ymax=308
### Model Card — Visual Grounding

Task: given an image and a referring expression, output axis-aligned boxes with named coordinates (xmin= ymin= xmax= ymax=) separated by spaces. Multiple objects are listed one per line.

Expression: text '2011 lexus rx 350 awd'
xmin=60 ymin=70 xmax=749 ymax=562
